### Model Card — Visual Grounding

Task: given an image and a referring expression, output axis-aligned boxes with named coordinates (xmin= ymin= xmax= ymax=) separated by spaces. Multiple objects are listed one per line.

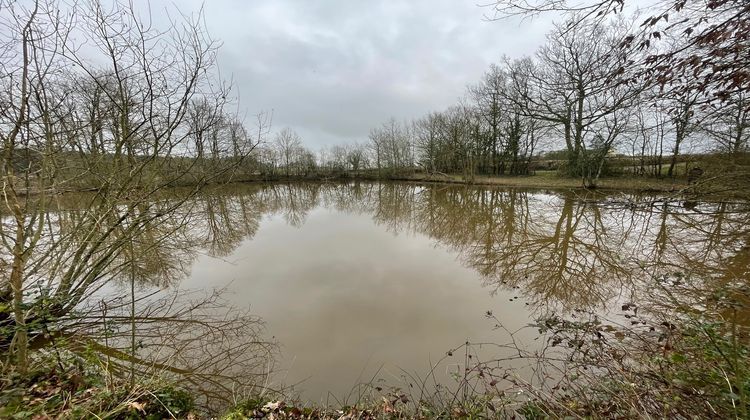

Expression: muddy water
xmin=175 ymin=182 xmax=750 ymax=402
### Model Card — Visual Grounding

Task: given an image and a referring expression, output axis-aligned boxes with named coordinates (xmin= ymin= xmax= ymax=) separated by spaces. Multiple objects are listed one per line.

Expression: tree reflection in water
xmin=183 ymin=182 xmax=748 ymax=313
xmin=45 ymin=182 xmax=750 ymax=408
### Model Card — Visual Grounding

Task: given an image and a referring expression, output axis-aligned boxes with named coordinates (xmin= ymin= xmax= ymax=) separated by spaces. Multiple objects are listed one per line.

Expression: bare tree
xmin=413 ymin=112 xmax=443 ymax=174
xmin=486 ymin=0 xmax=750 ymax=103
xmin=0 ymin=0 xmax=256 ymax=376
xmin=508 ymin=19 xmax=641 ymax=185
xmin=346 ymin=142 xmax=366 ymax=171
xmin=469 ymin=65 xmax=505 ymax=174
xmin=274 ymin=127 xmax=303 ymax=177
xmin=665 ymin=88 xmax=701 ymax=177
xmin=367 ymin=118 xmax=413 ymax=176
xmin=702 ymin=92 xmax=749 ymax=157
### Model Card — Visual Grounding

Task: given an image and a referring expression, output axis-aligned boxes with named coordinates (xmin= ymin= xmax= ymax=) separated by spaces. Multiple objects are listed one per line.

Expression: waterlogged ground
xmin=171 ymin=182 xmax=750 ymax=402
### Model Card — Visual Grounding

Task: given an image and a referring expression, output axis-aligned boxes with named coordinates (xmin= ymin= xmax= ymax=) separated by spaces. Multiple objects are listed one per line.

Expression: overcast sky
xmin=158 ymin=1 xmax=556 ymax=149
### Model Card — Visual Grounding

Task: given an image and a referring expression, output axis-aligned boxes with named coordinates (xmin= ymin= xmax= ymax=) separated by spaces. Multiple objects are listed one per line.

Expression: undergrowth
xmin=0 ymin=350 xmax=195 ymax=419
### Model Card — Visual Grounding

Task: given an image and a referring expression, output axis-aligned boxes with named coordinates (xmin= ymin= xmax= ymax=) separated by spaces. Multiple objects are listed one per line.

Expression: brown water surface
xmin=171 ymin=182 xmax=750 ymax=402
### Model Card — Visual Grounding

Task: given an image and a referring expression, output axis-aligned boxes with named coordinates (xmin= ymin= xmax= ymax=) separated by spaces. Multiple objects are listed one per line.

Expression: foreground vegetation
xmin=1 ymin=350 xmax=195 ymax=419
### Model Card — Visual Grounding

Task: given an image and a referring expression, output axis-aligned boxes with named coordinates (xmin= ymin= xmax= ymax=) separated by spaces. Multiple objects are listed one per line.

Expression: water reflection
xmin=182 ymin=183 xmax=750 ymax=309
xmin=20 ymin=182 xmax=746 ymax=405
xmin=166 ymin=182 xmax=749 ymax=400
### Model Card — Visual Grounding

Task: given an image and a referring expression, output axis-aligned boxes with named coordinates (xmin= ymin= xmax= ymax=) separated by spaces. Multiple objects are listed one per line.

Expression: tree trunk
xmin=10 ymin=225 xmax=28 ymax=374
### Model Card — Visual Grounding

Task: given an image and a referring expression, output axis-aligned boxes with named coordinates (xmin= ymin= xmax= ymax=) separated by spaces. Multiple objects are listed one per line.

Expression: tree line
xmin=361 ymin=14 xmax=748 ymax=186
xmin=252 ymin=1 xmax=747 ymax=187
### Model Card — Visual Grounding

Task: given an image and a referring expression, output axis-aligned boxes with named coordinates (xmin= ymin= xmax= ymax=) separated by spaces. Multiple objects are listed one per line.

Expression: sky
xmin=153 ymin=0 xmax=556 ymax=149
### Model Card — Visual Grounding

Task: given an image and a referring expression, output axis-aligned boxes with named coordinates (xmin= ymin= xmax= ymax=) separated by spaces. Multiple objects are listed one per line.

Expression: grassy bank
xmin=242 ymin=168 xmax=750 ymax=201
xmin=0 ymin=350 xmax=195 ymax=419
xmin=221 ymin=169 xmax=685 ymax=193
xmin=386 ymin=171 xmax=687 ymax=192
xmin=14 ymin=151 xmax=746 ymax=201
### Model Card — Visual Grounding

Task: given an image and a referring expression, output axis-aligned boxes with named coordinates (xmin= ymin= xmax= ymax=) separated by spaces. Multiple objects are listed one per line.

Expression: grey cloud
xmin=157 ymin=0 xmax=554 ymax=147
